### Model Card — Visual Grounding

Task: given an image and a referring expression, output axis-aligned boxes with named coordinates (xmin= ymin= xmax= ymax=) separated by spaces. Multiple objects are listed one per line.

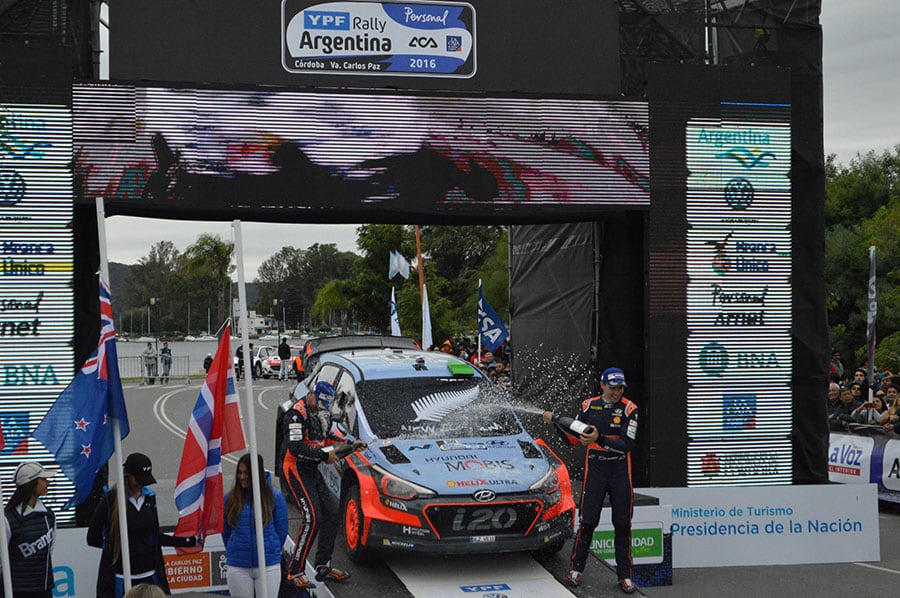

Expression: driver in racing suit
xmin=543 ymin=367 xmax=639 ymax=595
xmin=282 ymin=381 xmax=364 ymax=589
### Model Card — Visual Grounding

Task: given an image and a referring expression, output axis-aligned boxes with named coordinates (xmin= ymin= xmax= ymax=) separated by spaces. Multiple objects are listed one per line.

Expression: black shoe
xmin=315 ymin=565 xmax=350 ymax=582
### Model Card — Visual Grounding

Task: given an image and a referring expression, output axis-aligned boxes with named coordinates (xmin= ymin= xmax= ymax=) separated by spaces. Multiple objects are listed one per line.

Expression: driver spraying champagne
xmin=543 ymin=367 xmax=639 ymax=595
xmin=282 ymin=381 xmax=366 ymax=589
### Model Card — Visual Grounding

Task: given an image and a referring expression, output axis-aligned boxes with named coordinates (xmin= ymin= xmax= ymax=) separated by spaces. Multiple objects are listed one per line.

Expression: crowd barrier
xmin=829 ymin=431 xmax=900 ymax=502
xmin=118 ymin=355 xmax=192 ymax=380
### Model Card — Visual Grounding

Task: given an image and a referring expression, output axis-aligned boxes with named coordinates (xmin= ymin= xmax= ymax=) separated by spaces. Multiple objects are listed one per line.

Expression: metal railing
xmin=118 ymin=356 xmax=192 ymax=383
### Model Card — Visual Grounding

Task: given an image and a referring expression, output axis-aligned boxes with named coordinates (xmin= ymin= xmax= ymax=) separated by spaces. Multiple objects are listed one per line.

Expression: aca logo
xmin=0 ymin=169 xmax=26 ymax=207
xmin=0 ymin=411 xmax=30 ymax=454
xmin=698 ymin=342 xmax=729 ymax=376
xmin=722 ymin=394 xmax=757 ymax=431
xmin=724 ymin=177 xmax=754 ymax=210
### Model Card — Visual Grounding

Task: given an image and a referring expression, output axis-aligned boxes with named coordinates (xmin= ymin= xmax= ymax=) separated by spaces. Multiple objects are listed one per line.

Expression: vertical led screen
xmin=684 ymin=104 xmax=792 ymax=485
xmin=0 ymin=104 xmax=75 ymax=506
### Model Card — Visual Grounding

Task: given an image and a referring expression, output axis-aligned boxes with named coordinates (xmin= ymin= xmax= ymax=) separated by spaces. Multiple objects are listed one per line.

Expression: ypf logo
xmin=0 ymin=170 xmax=26 ymax=207
xmin=724 ymin=177 xmax=754 ymax=210
xmin=699 ymin=342 xmax=728 ymax=376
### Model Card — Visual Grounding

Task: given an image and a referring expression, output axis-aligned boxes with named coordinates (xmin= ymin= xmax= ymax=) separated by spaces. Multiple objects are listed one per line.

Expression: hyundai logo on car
xmin=474 ymin=489 xmax=496 ymax=502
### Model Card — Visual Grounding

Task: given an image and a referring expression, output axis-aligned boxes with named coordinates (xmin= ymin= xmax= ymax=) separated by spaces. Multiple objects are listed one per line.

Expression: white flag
xmin=390 ymin=287 xmax=402 ymax=337
xmin=422 ymin=284 xmax=433 ymax=350
xmin=389 ymin=251 xmax=410 ymax=279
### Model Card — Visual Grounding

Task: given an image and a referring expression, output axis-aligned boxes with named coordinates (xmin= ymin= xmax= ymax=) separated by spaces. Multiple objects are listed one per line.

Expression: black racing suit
xmin=281 ymin=399 xmax=345 ymax=577
xmin=555 ymin=395 xmax=639 ymax=580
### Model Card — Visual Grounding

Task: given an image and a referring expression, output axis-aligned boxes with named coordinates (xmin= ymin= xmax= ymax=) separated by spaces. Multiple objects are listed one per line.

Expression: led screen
xmin=0 ymin=103 xmax=75 ymax=510
xmin=72 ymin=84 xmax=649 ymax=221
xmin=684 ymin=105 xmax=792 ymax=485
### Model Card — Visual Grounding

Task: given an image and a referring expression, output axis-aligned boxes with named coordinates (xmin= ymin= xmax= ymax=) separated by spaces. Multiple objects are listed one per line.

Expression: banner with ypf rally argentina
xmin=283 ymin=0 xmax=476 ymax=77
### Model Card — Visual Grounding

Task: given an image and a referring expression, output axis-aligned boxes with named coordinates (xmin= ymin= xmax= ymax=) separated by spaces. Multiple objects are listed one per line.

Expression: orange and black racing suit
xmin=556 ymin=395 xmax=639 ymax=581
xmin=281 ymin=399 xmax=344 ymax=577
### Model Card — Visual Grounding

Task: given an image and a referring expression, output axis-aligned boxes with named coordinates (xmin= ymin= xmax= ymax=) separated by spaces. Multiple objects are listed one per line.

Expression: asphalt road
xmin=122 ymin=379 xmax=900 ymax=598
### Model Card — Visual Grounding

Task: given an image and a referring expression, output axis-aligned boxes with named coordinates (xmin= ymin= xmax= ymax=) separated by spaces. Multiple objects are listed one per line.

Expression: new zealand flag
xmin=33 ymin=276 xmax=130 ymax=509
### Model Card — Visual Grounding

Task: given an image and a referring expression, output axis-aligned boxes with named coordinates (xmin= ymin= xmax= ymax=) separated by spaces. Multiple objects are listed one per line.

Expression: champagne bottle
xmin=323 ymin=443 xmax=360 ymax=459
xmin=552 ymin=414 xmax=595 ymax=436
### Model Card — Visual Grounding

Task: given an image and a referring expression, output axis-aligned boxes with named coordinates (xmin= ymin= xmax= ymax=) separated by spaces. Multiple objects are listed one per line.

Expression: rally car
xmin=276 ymin=346 xmax=575 ymax=562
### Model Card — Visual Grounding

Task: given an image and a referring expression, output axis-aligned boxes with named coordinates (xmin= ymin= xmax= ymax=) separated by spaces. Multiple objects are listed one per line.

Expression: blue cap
xmin=601 ymin=367 xmax=627 ymax=387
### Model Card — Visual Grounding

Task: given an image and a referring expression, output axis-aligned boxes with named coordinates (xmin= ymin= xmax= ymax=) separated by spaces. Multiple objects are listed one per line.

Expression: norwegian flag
xmin=173 ymin=322 xmax=245 ymax=549
xmin=33 ymin=275 xmax=130 ymax=509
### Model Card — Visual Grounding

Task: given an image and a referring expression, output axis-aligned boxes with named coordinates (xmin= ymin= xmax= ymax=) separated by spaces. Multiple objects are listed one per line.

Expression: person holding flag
xmin=222 ymin=453 xmax=288 ymax=598
xmin=87 ymin=453 xmax=198 ymax=597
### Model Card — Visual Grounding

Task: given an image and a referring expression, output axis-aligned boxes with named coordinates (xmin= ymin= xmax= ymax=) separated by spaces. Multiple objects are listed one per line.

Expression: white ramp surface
xmin=385 ymin=553 xmax=574 ymax=598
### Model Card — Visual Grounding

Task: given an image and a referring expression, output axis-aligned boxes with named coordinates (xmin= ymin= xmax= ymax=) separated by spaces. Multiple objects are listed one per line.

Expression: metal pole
xmin=97 ymin=198 xmax=133 ymax=593
xmin=232 ymin=221 xmax=269 ymax=598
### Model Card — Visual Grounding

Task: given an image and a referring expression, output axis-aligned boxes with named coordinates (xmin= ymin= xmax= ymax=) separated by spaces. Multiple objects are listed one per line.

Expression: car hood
xmin=368 ymin=435 xmax=551 ymax=495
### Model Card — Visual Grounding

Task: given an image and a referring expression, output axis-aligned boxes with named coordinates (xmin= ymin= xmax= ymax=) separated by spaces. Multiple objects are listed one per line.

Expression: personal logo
xmin=699 ymin=342 xmax=728 ymax=376
xmin=0 ymin=170 xmax=26 ymax=207
xmin=724 ymin=177 xmax=754 ymax=210
xmin=473 ymin=489 xmax=496 ymax=502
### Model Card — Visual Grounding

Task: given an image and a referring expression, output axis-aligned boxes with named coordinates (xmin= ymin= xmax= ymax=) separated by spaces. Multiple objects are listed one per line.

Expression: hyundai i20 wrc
xmin=277 ymin=346 xmax=575 ymax=562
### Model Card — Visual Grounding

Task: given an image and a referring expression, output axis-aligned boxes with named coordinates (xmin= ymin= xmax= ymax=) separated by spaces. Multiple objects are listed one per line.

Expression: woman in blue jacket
xmin=223 ymin=453 xmax=288 ymax=597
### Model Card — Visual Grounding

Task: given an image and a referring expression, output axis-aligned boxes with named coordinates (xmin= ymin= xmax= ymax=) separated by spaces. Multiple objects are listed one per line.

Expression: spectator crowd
xmin=827 ymin=349 xmax=900 ymax=435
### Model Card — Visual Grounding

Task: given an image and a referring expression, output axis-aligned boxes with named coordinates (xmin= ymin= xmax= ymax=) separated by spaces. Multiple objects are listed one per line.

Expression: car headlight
xmin=529 ymin=468 xmax=560 ymax=495
xmin=371 ymin=465 xmax=435 ymax=500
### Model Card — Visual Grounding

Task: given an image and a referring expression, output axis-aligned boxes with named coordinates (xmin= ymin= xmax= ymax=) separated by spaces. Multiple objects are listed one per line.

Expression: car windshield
xmin=358 ymin=377 xmax=523 ymax=439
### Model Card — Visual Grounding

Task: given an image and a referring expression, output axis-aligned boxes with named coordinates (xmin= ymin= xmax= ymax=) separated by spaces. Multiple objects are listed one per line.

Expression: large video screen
xmin=72 ymin=84 xmax=649 ymax=222
xmin=0 ymin=103 xmax=75 ymax=510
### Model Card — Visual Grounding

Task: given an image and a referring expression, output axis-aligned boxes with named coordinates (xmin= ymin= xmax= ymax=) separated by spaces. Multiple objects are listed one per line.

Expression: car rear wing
xmin=302 ymin=335 xmax=420 ymax=371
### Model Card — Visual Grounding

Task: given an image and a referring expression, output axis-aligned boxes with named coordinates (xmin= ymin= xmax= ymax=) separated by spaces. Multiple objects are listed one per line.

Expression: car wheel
xmin=342 ymin=481 xmax=375 ymax=564
xmin=254 ymin=362 xmax=262 ymax=379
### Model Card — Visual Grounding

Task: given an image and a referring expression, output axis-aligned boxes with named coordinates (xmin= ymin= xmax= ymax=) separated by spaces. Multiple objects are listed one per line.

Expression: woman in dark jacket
xmin=223 ymin=453 xmax=289 ymax=598
xmin=3 ymin=462 xmax=57 ymax=597
xmin=86 ymin=453 xmax=196 ymax=597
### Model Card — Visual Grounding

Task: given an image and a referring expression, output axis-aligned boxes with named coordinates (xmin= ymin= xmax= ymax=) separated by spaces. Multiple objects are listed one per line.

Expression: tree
xmin=825 ymin=145 xmax=900 ymax=365
xmin=183 ymin=234 xmax=234 ymax=328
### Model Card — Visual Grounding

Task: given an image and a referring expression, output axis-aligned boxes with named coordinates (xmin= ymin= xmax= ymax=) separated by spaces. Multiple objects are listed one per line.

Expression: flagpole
xmin=866 ymin=245 xmax=877 ymax=400
xmin=96 ymin=198 xmax=134 ymax=592
xmin=0 ymin=475 xmax=12 ymax=597
xmin=477 ymin=279 xmax=483 ymax=365
xmin=232 ymin=221 xmax=269 ymax=598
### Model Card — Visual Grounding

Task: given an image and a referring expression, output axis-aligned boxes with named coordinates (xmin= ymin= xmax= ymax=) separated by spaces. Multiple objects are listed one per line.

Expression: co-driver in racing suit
xmin=543 ymin=367 xmax=639 ymax=595
xmin=282 ymin=381 xmax=364 ymax=589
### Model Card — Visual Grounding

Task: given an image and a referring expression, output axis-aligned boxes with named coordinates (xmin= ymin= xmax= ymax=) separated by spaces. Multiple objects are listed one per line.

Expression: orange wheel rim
xmin=345 ymin=497 xmax=360 ymax=549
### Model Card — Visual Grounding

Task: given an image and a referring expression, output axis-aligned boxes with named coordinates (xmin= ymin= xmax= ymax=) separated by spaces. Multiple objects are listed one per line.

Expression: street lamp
xmin=149 ymin=297 xmax=160 ymax=349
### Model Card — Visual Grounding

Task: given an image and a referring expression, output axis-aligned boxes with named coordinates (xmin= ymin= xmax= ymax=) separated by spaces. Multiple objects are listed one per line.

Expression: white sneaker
xmin=566 ymin=570 xmax=581 ymax=587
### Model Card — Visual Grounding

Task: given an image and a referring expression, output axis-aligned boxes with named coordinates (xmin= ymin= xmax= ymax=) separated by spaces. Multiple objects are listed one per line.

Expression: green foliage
xmin=826 ymin=145 xmax=900 ymax=360
xmin=875 ymin=331 xmax=900 ymax=374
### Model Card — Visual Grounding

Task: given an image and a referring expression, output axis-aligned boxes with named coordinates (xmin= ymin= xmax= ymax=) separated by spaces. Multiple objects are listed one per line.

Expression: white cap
xmin=15 ymin=462 xmax=56 ymax=486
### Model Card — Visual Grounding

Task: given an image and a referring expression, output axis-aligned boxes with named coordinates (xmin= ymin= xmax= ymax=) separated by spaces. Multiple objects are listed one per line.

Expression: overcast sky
xmin=103 ymin=2 xmax=899 ymax=277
